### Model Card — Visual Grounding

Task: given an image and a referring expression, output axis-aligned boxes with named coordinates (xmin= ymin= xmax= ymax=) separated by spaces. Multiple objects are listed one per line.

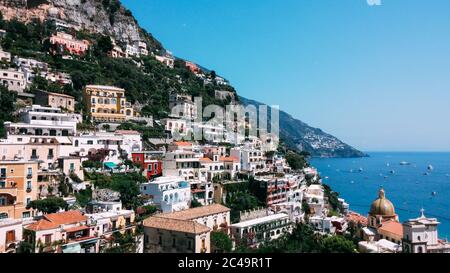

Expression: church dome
xmin=370 ymin=188 xmax=396 ymax=217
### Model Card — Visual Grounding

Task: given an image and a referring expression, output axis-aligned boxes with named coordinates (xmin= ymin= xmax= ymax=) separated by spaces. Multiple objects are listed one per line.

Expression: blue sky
xmin=122 ymin=0 xmax=450 ymax=152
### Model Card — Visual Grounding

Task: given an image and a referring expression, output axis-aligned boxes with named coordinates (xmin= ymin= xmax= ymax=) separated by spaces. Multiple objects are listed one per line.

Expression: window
xmin=0 ymin=197 xmax=6 ymax=206
xmin=6 ymin=230 xmax=15 ymax=243
xmin=48 ymin=149 xmax=54 ymax=158
xmin=0 ymin=168 xmax=6 ymax=178
xmin=27 ymin=167 xmax=33 ymax=176
xmin=26 ymin=198 xmax=31 ymax=205
xmin=44 ymin=234 xmax=52 ymax=245
xmin=31 ymin=149 xmax=37 ymax=159
xmin=22 ymin=212 xmax=31 ymax=219
xmin=70 ymin=163 xmax=75 ymax=172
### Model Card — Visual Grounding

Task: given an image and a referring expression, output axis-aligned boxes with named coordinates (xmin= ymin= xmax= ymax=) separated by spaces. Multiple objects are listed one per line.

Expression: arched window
xmin=0 ymin=212 xmax=8 ymax=219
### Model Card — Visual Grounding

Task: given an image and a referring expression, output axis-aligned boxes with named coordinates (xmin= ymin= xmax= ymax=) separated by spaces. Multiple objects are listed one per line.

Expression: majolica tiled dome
xmin=370 ymin=188 xmax=396 ymax=217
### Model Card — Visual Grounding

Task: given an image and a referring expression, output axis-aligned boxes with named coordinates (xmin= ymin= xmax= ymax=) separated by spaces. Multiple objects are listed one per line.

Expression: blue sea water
xmin=310 ymin=152 xmax=450 ymax=239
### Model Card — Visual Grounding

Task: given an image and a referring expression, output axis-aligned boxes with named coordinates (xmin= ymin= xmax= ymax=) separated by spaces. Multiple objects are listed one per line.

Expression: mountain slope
xmin=0 ymin=0 xmax=366 ymax=158
xmin=240 ymin=96 xmax=367 ymax=158
xmin=0 ymin=0 xmax=162 ymax=50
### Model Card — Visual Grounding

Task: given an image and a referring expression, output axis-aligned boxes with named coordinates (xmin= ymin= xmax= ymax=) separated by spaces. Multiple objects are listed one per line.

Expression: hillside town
xmin=0 ymin=4 xmax=450 ymax=255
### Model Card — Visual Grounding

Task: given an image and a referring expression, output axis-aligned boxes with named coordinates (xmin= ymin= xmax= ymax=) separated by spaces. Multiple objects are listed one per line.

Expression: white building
xmin=402 ymin=209 xmax=450 ymax=253
xmin=0 ymin=218 xmax=23 ymax=253
xmin=74 ymin=130 xmax=142 ymax=163
xmin=169 ymin=93 xmax=198 ymax=120
xmin=0 ymin=69 xmax=27 ymax=92
xmin=4 ymin=105 xmax=81 ymax=137
xmin=155 ymin=51 xmax=175 ymax=68
xmin=0 ymin=48 xmax=11 ymax=62
xmin=230 ymin=147 xmax=267 ymax=174
xmin=230 ymin=210 xmax=292 ymax=247
xmin=140 ymin=176 xmax=191 ymax=213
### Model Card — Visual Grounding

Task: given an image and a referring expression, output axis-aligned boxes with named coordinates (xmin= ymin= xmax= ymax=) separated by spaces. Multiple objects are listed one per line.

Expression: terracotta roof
xmin=346 ymin=212 xmax=368 ymax=226
xmin=200 ymin=157 xmax=213 ymax=163
xmin=143 ymin=216 xmax=210 ymax=234
xmin=159 ymin=204 xmax=230 ymax=221
xmin=26 ymin=211 xmax=87 ymax=231
xmin=378 ymin=221 xmax=403 ymax=237
xmin=173 ymin=141 xmax=192 ymax=146
xmin=220 ymin=156 xmax=239 ymax=163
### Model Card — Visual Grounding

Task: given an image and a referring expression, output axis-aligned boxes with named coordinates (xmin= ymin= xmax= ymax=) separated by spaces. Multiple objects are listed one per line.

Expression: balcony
xmin=26 ymin=188 xmax=32 ymax=193
xmin=30 ymin=155 xmax=39 ymax=160
xmin=27 ymin=173 xmax=33 ymax=179
xmin=0 ymin=187 xmax=18 ymax=196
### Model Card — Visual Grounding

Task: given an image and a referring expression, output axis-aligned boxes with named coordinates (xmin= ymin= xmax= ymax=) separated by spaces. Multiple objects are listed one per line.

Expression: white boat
xmin=400 ymin=161 xmax=410 ymax=166
xmin=428 ymin=165 xmax=434 ymax=171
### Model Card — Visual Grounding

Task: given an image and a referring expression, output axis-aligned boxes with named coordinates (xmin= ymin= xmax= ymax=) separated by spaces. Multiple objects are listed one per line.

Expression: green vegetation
xmin=284 ymin=151 xmax=308 ymax=171
xmin=211 ymin=231 xmax=233 ymax=253
xmin=102 ymin=230 xmax=139 ymax=253
xmin=190 ymin=199 xmax=203 ymax=208
xmin=26 ymin=197 xmax=68 ymax=214
xmin=0 ymin=85 xmax=16 ymax=137
xmin=75 ymin=187 xmax=93 ymax=208
xmin=222 ymin=180 xmax=265 ymax=223
xmin=323 ymin=184 xmax=343 ymax=213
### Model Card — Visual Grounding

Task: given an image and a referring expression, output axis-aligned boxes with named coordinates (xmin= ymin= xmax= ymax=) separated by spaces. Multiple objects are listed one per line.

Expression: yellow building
xmin=0 ymin=161 xmax=38 ymax=219
xmin=83 ymin=85 xmax=135 ymax=123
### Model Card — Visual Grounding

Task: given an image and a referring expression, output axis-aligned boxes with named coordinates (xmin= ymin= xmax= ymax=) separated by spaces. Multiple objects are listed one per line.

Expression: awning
xmin=104 ymin=162 xmax=118 ymax=169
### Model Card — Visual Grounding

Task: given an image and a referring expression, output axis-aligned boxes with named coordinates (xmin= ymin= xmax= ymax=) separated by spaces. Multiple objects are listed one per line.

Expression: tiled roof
xmin=173 ymin=141 xmax=192 ymax=146
xmin=200 ymin=157 xmax=213 ymax=163
xmin=159 ymin=204 xmax=230 ymax=221
xmin=346 ymin=212 xmax=368 ymax=226
xmin=220 ymin=156 xmax=239 ymax=163
xmin=26 ymin=211 xmax=87 ymax=231
xmin=143 ymin=216 xmax=210 ymax=234
xmin=378 ymin=221 xmax=403 ymax=237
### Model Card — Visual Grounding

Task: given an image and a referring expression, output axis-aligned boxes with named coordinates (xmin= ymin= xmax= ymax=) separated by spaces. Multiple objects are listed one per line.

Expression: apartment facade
xmin=0 ymin=160 xmax=38 ymax=220
xmin=49 ymin=32 xmax=90 ymax=56
xmin=34 ymin=90 xmax=75 ymax=112
xmin=140 ymin=176 xmax=191 ymax=213
xmin=83 ymin=85 xmax=135 ymax=123
xmin=0 ymin=69 xmax=27 ymax=92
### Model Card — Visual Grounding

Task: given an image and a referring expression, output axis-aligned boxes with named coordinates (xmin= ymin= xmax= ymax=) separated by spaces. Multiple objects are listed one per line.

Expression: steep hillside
xmin=240 ymin=97 xmax=367 ymax=158
xmin=0 ymin=0 xmax=365 ymax=158
xmin=0 ymin=0 xmax=162 ymax=50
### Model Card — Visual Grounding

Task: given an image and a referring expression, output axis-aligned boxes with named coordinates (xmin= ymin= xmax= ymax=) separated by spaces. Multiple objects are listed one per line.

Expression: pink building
xmin=49 ymin=32 xmax=90 ymax=56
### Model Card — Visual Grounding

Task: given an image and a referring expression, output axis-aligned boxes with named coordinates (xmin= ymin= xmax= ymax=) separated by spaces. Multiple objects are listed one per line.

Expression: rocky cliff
xmin=0 ymin=0 xmax=162 ymax=50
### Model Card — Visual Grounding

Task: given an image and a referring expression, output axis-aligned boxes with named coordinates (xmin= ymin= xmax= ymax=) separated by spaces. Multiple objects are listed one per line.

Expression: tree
xmin=102 ymin=230 xmax=139 ymax=253
xmin=211 ymin=231 xmax=232 ymax=253
xmin=320 ymin=236 xmax=356 ymax=253
xmin=285 ymin=151 xmax=307 ymax=170
xmin=95 ymin=35 xmax=113 ymax=56
xmin=26 ymin=197 xmax=68 ymax=214
xmin=191 ymin=199 xmax=203 ymax=208
xmin=0 ymin=85 xmax=16 ymax=137
xmin=108 ymin=173 xmax=146 ymax=209
xmin=75 ymin=187 xmax=93 ymax=208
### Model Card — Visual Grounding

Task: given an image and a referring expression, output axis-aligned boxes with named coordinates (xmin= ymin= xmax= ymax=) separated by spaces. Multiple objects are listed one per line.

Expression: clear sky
xmin=122 ymin=0 xmax=450 ymax=152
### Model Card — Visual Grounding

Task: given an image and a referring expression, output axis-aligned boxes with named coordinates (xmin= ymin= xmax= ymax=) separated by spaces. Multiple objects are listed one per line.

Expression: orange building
xmin=0 ymin=161 xmax=38 ymax=220
xmin=49 ymin=32 xmax=90 ymax=56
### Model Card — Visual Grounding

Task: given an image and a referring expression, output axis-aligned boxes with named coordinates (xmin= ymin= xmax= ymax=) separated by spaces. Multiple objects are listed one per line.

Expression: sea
xmin=310 ymin=152 xmax=450 ymax=239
